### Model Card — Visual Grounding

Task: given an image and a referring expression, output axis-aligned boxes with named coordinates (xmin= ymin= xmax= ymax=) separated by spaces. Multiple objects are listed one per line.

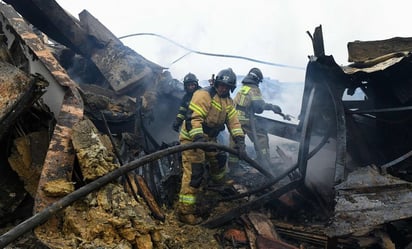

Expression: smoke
xmin=258 ymin=78 xmax=304 ymax=119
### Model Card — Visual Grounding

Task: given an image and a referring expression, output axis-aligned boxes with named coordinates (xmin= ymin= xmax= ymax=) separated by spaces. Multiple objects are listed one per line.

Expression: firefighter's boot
xmin=208 ymin=175 xmax=236 ymax=197
xmin=176 ymin=203 xmax=202 ymax=225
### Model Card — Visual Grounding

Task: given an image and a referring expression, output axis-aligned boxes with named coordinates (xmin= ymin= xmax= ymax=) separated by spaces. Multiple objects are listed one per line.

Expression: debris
xmin=1 ymin=1 xmax=412 ymax=248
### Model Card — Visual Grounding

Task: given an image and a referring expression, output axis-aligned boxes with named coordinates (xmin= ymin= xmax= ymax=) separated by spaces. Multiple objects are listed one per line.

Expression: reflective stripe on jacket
xmin=180 ymin=87 xmax=244 ymax=140
xmin=234 ymin=84 xmax=265 ymax=121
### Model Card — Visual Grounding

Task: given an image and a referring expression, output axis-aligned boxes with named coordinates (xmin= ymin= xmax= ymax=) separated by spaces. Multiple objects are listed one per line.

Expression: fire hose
xmin=0 ymin=142 xmax=274 ymax=248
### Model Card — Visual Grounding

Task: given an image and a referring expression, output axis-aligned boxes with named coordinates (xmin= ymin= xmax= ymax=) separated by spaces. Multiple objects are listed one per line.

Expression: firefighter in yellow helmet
xmin=176 ymin=68 xmax=245 ymax=225
xmin=228 ymin=67 xmax=283 ymax=174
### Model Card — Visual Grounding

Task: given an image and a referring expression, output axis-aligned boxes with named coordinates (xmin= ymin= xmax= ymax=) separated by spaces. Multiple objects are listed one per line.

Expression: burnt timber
xmin=0 ymin=0 xmax=411 ymax=248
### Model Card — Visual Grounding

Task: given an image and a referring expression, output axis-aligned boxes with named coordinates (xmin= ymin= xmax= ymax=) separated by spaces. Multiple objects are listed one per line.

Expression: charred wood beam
xmin=78 ymin=9 xmax=163 ymax=72
xmin=202 ymin=180 xmax=301 ymax=229
xmin=3 ymin=0 xmax=97 ymax=56
xmin=240 ymin=215 xmax=258 ymax=249
xmin=220 ymin=160 xmax=301 ymax=202
xmin=244 ymin=212 xmax=280 ymax=241
xmin=0 ymin=71 xmax=47 ymax=140
xmin=77 ymin=9 xmax=162 ymax=93
xmin=0 ymin=1 xmax=85 ymax=214
xmin=134 ymin=175 xmax=165 ymax=222
xmin=34 ymin=89 xmax=83 ymax=211
xmin=0 ymin=142 xmax=274 ymax=247
xmin=4 ymin=0 xmax=163 ymax=93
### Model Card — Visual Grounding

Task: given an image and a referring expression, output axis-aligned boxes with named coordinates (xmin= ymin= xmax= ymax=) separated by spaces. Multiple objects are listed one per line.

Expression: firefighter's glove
xmin=193 ymin=134 xmax=207 ymax=143
xmin=172 ymin=119 xmax=182 ymax=132
xmin=271 ymin=105 xmax=282 ymax=114
xmin=233 ymin=136 xmax=246 ymax=156
xmin=193 ymin=134 xmax=214 ymax=152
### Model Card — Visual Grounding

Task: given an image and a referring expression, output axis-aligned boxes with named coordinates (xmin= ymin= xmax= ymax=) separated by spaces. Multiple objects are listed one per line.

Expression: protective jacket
xmin=178 ymin=86 xmax=244 ymax=212
xmin=174 ymin=85 xmax=201 ymax=129
xmin=180 ymin=86 xmax=244 ymax=140
xmin=234 ymin=83 xmax=277 ymax=121
xmin=229 ymin=83 xmax=275 ymax=168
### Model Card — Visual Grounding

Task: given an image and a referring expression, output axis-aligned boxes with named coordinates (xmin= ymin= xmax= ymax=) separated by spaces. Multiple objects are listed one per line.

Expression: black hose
xmin=0 ymin=142 xmax=272 ymax=247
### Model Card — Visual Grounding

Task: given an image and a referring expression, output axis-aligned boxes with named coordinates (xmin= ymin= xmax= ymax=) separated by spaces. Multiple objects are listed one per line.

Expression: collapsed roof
xmin=0 ymin=1 xmax=411 ymax=248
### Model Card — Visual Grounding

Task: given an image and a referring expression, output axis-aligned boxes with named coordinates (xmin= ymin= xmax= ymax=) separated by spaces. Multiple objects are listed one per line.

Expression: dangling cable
xmin=118 ymin=32 xmax=305 ymax=70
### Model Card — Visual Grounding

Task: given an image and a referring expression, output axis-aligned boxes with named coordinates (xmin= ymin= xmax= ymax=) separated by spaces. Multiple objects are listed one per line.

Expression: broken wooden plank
xmin=0 ymin=7 xmax=86 ymax=248
xmin=242 ymin=218 xmax=257 ymax=249
xmin=135 ymin=174 xmax=165 ymax=222
xmin=203 ymin=180 xmax=301 ymax=228
xmin=0 ymin=62 xmax=48 ymax=140
xmin=246 ymin=212 xmax=280 ymax=241
xmin=0 ymin=2 xmax=83 ymax=115
xmin=3 ymin=0 xmax=95 ymax=56
xmin=241 ymin=215 xmax=258 ymax=249
xmin=5 ymin=0 xmax=164 ymax=93
xmin=347 ymin=36 xmax=412 ymax=62
xmin=242 ymin=212 xmax=300 ymax=249
xmin=79 ymin=9 xmax=122 ymax=47
xmin=90 ymin=42 xmax=154 ymax=93
xmin=78 ymin=9 xmax=163 ymax=71
xmin=0 ymin=6 xmax=85 ymax=248
xmin=78 ymin=9 xmax=163 ymax=93
xmin=0 ymin=2 xmax=84 ymax=211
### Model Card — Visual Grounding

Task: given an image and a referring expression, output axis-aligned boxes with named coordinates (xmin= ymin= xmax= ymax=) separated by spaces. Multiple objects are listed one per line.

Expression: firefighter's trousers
xmin=228 ymin=121 xmax=270 ymax=168
xmin=178 ymin=137 xmax=227 ymax=213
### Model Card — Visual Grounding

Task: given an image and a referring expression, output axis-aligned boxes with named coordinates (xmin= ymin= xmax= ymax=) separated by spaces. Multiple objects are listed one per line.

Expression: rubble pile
xmin=1 ymin=2 xmax=412 ymax=249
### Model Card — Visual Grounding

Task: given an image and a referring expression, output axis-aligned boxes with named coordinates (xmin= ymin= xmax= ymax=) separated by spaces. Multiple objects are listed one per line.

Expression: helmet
xmin=214 ymin=68 xmax=237 ymax=92
xmin=183 ymin=72 xmax=198 ymax=84
xmin=242 ymin=67 xmax=263 ymax=85
xmin=183 ymin=72 xmax=199 ymax=91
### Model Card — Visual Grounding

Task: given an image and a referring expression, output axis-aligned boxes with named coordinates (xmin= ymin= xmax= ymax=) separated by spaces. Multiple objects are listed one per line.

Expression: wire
xmin=118 ymin=32 xmax=305 ymax=70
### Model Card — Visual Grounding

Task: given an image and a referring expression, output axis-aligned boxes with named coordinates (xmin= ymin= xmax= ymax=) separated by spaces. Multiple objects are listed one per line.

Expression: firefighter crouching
xmin=176 ymin=68 xmax=246 ymax=225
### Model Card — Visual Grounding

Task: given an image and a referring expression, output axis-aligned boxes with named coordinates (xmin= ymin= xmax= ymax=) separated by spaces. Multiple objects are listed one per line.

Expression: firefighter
xmin=172 ymin=72 xmax=202 ymax=132
xmin=228 ymin=67 xmax=283 ymax=174
xmin=176 ymin=68 xmax=246 ymax=225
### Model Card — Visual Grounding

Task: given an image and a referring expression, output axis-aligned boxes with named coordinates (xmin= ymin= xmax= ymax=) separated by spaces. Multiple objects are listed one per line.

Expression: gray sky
xmin=56 ymin=0 xmax=411 ymax=83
